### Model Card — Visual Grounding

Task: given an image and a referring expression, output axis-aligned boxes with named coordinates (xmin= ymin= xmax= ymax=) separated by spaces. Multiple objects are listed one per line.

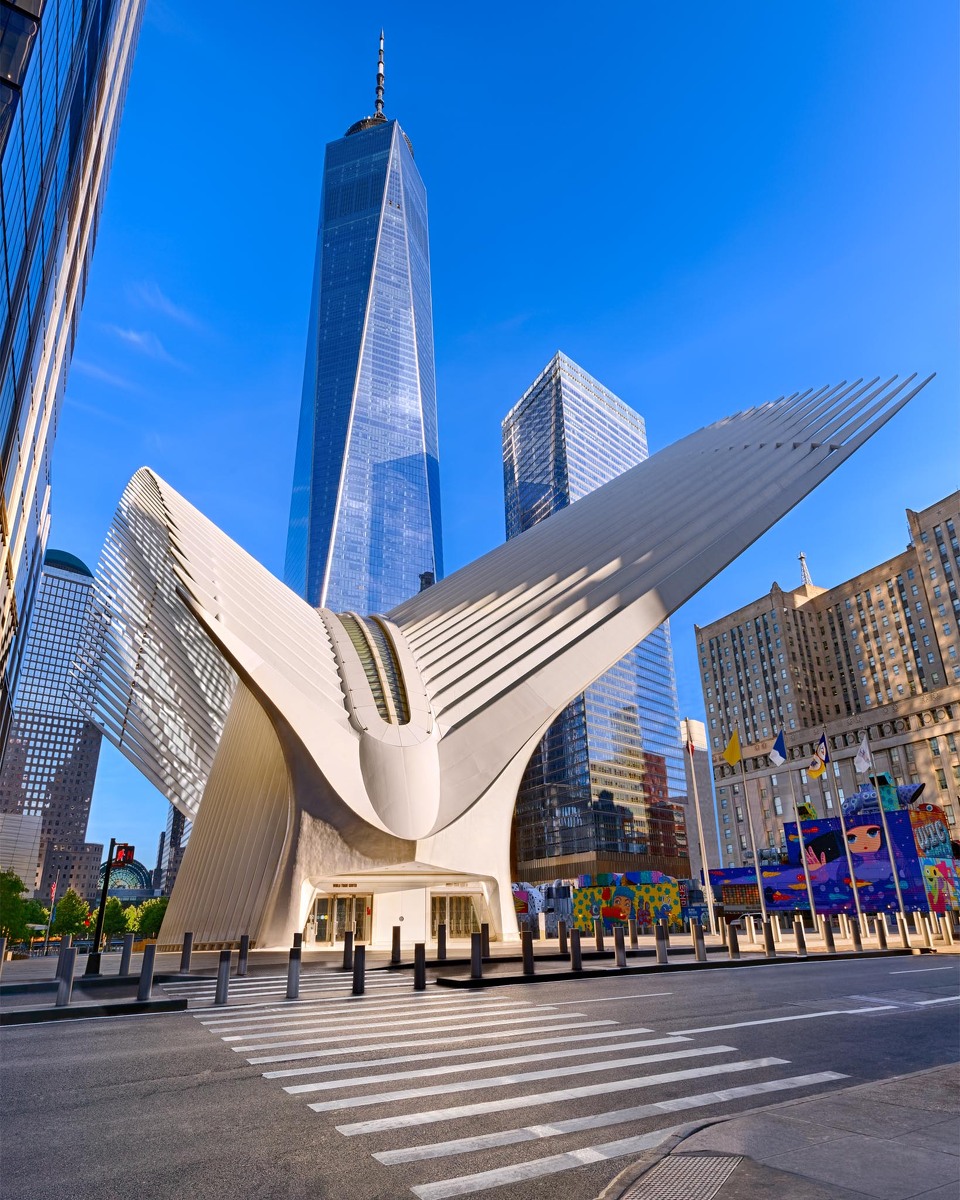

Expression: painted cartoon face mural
xmin=845 ymin=824 xmax=883 ymax=855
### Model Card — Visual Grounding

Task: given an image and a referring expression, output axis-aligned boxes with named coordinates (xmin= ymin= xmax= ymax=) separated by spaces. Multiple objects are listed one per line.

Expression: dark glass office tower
xmin=0 ymin=0 xmax=146 ymax=749
xmin=503 ymin=352 xmax=689 ymax=881
xmin=286 ymin=37 xmax=442 ymax=613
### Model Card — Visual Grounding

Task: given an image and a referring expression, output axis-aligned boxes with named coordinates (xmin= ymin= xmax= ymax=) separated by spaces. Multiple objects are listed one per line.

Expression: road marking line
xmin=200 ymin=995 xmax=509 ymax=1031
xmin=669 ymin=1005 xmax=897 ymax=1034
xmin=373 ymin=1071 xmax=847 ymax=1164
xmin=335 ymin=1057 xmax=789 ymax=1134
xmin=262 ymin=1024 xmax=644 ymax=1078
xmin=227 ymin=1010 xmax=578 ymax=1052
xmin=889 ymin=967 xmax=957 ymax=974
xmin=915 ymin=995 xmax=960 ymax=1005
xmin=541 ymin=993 xmax=673 ymax=1005
xmin=308 ymin=1045 xmax=734 ymax=1113
xmin=283 ymin=1035 xmax=687 ymax=1094
xmin=245 ymin=1016 xmax=606 ymax=1062
xmin=407 ymin=1127 xmax=686 ymax=1198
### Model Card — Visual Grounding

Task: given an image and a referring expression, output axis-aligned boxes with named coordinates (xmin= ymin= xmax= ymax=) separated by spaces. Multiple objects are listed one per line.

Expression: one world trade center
xmin=285 ymin=36 xmax=443 ymax=612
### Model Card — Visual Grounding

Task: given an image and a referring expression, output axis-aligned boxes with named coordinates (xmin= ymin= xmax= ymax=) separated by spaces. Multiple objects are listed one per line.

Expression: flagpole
xmin=832 ymin=767 xmax=865 ymax=926
xmin=785 ymin=766 xmax=818 ymax=922
xmin=860 ymin=729 xmax=908 ymax=922
xmin=684 ymin=720 xmax=717 ymax=936
xmin=734 ymin=728 xmax=769 ymax=923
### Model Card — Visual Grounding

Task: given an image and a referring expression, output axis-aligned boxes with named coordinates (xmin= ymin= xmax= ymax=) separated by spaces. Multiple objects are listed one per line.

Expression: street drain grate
xmin=619 ymin=1153 xmax=742 ymax=1200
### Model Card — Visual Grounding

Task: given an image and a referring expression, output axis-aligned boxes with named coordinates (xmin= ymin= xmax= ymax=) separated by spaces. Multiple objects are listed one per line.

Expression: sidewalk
xmin=602 ymin=1063 xmax=960 ymax=1200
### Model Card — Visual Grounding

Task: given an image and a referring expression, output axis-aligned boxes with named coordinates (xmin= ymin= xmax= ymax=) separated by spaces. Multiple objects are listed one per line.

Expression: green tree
xmin=0 ymin=870 xmax=28 ymax=942
xmin=50 ymin=888 xmax=90 ymax=938
xmin=136 ymin=896 xmax=169 ymax=939
xmin=101 ymin=896 xmax=128 ymax=944
xmin=123 ymin=903 xmax=140 ymax=932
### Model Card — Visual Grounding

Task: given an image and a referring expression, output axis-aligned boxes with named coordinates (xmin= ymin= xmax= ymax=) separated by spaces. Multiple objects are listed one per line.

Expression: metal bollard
xmin=614 ymin=925 xmax=627 ymax=968
xmin=944 ymin=912 xmax=956 ymax=945
xmin=521 ymin=930 xmax=535 ymax=975
xmin=745 ymin=914 xmax=757 ymax=944
xmin=772 ymin=915 xmax=783 ymax=944
xmin=119 ymin=932 xmax=135 ymax=976
xmin=570 ymin=927 xmax=583 ymax=972
xmin=0 ymin=935 xmax=5 ymax=982
xmin=694 ymin=920 xmax=707 ymax=962
xmin=341 ymin=930 xmax=354 ymax=971
xmin=896 ymin=912 xmax=911 ymax=948
xmin=286 ymin=946 xmax=301 ymax=1000
xmin=470 ymin=932 xmax=483 ymax=979
xmin=137 ymin=942 xmax=157 ymax=1002
xmin=179 ymin=931 xmax=194 ymax=975
xmin=659 ymin=917 xmax=671 ymax=947
xmin=558 ymin=920 xmax=568 ymax=957
xmin=727 ymin=924 xmax=741 ymax=960
xmin=352 ymin=944 xmax=365 ymax=995
xmin=237 ymin=933 xmax=250 ymax=976
xmin=480 ymin=923 xmax=490 ymax=959
xmin=437 ymin=922 xmax=447 ymax=961
xmin=762 ymin=919 xmax=776 ymax=958
xmin=875 ymin=915 xmax=888 ymax=950
xmin=55 ymin=947 xmax=77 ymax=1006
xmin=822 ymin=918 xmax=836 ymax=954
xmin=594 ymin=918 xmax=605 ymax=953
xmin=794 ymin=917 xmax=807 ymax=958
xmin=628 ymin=917 xmax=638 ymax=949
xmin=849 ymin=916 xmax=863 ymax=953
xmin=414 ymin=942 xmax=426 ymax=991
xmin=391 ymin=925 xmax=402 ymax=965
xmin=55 ymin=933 xmax=73 ymax=980
xmin=214 ymin=948 xmax=231 ymax=1006
xmin=921 ymin=914 xmax=933 ymax=949
xmin=293 ymin=931 xmax=303 ymax=949
xmin=655 ymin=922 xmax=669 ymax=965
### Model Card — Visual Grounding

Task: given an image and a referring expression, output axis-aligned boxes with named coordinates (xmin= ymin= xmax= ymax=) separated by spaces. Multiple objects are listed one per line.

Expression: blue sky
xmin=51 ymin=2 xmax=958 ymax=865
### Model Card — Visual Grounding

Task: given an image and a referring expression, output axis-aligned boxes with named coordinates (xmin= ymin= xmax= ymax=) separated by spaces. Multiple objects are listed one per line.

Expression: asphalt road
xmin=2 ymin=956 xmax=958 ymax=1200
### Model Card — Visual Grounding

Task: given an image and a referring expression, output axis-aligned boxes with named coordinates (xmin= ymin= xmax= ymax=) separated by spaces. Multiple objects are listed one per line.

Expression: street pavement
xmin=2 ymin=951 xmax=956 ymax=1198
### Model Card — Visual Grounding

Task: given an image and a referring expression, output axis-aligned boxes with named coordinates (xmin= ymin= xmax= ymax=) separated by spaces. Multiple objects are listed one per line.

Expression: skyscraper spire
xmin=375 ymin=30 xmax=385 ymax=116
xmin=799 ymin=550 xmax=814 ymax=587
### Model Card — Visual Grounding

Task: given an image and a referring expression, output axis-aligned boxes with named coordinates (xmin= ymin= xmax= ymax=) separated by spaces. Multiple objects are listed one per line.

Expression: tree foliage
xmin=136 ymin=896 xmax=169 ymax=939
xmin=50 ymin=888 xmax=90 ymax=938
xmin=101 ymin=896 xmax=128 ymax=943
xmin=123 ymin=903 xmax=140 ymax=932
xmin=0 ymin=870 xmax=28 ymax=941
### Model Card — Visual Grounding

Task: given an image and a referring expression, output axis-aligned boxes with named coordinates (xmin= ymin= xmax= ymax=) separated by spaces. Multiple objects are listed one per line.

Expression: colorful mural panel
xmin=572 ymin=877 xmax=681 ymax=933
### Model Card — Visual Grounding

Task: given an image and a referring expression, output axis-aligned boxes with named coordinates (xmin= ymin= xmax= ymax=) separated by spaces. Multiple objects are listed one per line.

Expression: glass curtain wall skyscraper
xmin=503 ymin=352 xmax=688 ymax=881
xmin=286 ymin=37 xmax=442 ymax=613
xmin=0 ymin=0 xmax=145 ymax=750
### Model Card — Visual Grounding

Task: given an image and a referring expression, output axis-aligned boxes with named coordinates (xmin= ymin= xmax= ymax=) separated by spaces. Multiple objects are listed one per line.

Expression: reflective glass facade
xmin=0 ymin=549 xmax=102 ymax=895
xmin=503 ymin=352 xmax=688 ymax=878
xmin=0 ymin=0 xmax=145 ymax=749
xmin=286 ymin=114 xmax=442 ymax=613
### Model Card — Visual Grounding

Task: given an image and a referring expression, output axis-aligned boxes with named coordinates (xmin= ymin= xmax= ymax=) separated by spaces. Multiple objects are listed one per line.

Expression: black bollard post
xmin=727 ymin=924 xmax=741 ymax=960
xmin=594 ymin=918 xmax=605 ymax=953
xmin=56 ymin=932 xmax=73 ymax=980
xmin=480 ymin=923 xmax=490 ymax=959
xmin=944 ymin=911 xmax=956 ymax=946
xmin=655 ymin=922 xmax=668 ymax=965
xmin=214 ymin=948 xmax=231 ymax=1006
xmin=0 ymin=935 xmax=5 ymax=982
xmin=794 ymin=917 xmax=807 ymax=958
xmin=570 ymin=927 xmax=583 ymax=972
xmin=558 ymin=919 xmax=568 ymax=958
xmin=850 ymin=915 xmax=863 ymax=953
xmin=822 ymin=917 xmax=836 ymax=953
xmin=522 ymin=929 xmax=535 ymax=975
xmin=55 ymin=947 xmax=77 ymax=1006
xmin=614 ymin=926 xmax=627 ymax=968
xmin=391 ymin=925 xmax=402 ymax=965
xmin=920 ymin=914 xmax=933 ymax=949
xmin=179 ymin=931 xmax=194 ymax=975
xmin=414 ymin=942 xmax=426 ymax=991
xmin=352 ymin=944 xmax=366 ymax=995
xmin=762 ymin=918 xmax=777 ymax=958
xmin=659 ymin=917 xmax=671 ymax=947
xmin=628 ymin=917 xmax=638 ymax=949
xmin=896 ymin=912 xmax=910 ymax=949
xmin=694 ymin=920 xmax=707 ymax=962
xmin=286 ymin=946 xmax=301 ymax=1000
xmin=293 ymin=931 xmax=303 ymax=949
xmin=875 ymin=914 xmax=888 ymax=950
xmin=119 ymin=932 xmax=134 ymax=976
xmin=341 ymin=930 xmax=354 ymax=971
xmin=137 ymin=942 xmax=157 ymax=1002
xmin=470 ymin=932 xmax=483 ymax=979
xmin=237 ymin=933 xmax=250 ymax=976
xmin=437 ymin=922 xmax=447 ymax=962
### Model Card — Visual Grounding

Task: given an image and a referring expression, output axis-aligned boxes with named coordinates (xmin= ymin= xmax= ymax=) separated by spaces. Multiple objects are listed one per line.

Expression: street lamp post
xmin=84 ymin=838 xmax=116 ymax=977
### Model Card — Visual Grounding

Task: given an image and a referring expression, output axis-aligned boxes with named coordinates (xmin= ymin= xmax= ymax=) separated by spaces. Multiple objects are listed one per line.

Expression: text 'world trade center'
xmin=285 ymin=36 xmax=442 ymax=613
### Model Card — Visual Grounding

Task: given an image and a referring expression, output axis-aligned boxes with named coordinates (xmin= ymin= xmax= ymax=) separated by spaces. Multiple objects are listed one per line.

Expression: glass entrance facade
xmin=312 ymin=894 xmax=373 ymax=943
xmin=430 ymin=893 xmax=482 ymax=939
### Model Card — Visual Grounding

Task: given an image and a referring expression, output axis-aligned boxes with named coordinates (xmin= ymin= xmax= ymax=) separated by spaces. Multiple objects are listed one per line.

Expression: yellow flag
xmin=722 ymin=729 xmax=741 ymax=767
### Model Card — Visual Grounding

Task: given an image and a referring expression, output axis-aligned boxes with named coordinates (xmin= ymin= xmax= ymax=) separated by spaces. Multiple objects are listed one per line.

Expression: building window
xmin=773 ymin=797 xmax=783 ymax=815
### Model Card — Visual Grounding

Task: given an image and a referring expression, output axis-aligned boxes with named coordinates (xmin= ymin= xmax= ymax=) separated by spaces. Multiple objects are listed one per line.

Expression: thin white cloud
xmin=130 ymin=280 xmax=206 ymax=331
xmin=102 ymin=324 xmax=180 ymax=364
xmin=70 ymin=359 xmax=141 ymax=392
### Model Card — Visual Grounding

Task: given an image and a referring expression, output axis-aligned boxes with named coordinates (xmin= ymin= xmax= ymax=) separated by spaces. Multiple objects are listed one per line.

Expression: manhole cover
xmin=620 ymin=1153 xmax=742 ymax=1200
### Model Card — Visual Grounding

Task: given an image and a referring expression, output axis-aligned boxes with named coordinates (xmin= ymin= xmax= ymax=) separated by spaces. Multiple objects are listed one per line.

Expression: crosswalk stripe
xmin=669 ymin=1005 xmax=898 ymax=1034
xmin=201 ymin=995 xmax=516 ymax=1032
xmin=915 ymin=995 xmax=960 ymax=1005
xmin=283 ymin=1035 xmax=688 ymax=1094
xmin=408 ymin=1126 xmax=685 ymax=1199
xmin=221 ymin=1007 xmax=570 ymax=1049
xmin=163 ymin=975 xmax=402 ymax=992
xmin=241 ymin=1013 xmax=599 ymax=1058
xmin=308 ymin=1044 xmax=735 ymax=1113
xmin=262 ymin=1024 xmax=650 ymax=1078
xmin=372 ymin=1070 xmax=848 ymax=1164
xmin=334 ymin=1057 xmax=790 ymax=1135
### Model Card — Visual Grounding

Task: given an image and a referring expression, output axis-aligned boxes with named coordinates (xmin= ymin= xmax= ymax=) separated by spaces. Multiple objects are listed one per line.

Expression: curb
xmin=0 ymin=997 xmax=188 ymax=1025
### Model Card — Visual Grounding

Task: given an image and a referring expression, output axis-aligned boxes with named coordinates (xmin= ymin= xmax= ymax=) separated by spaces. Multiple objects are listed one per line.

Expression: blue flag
xmin=769 ymin=730 xmax=787 ymax=767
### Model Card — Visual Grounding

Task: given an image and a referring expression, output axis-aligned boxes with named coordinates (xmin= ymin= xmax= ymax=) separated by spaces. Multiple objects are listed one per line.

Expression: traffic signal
xmin=115 ymin=843 xmax=135 ymax=865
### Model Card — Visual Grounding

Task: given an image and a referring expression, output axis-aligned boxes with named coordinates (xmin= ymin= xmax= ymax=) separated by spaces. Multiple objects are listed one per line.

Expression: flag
xmin=722 ymin=729 xmax=742 ymax=767
xmin=854 ymin=733 xmax=872 ymax=775
xmin=807 ymin=732 xmax=829 ymax=779
xmin=769 ymin=730 xmax=787 ymax=767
